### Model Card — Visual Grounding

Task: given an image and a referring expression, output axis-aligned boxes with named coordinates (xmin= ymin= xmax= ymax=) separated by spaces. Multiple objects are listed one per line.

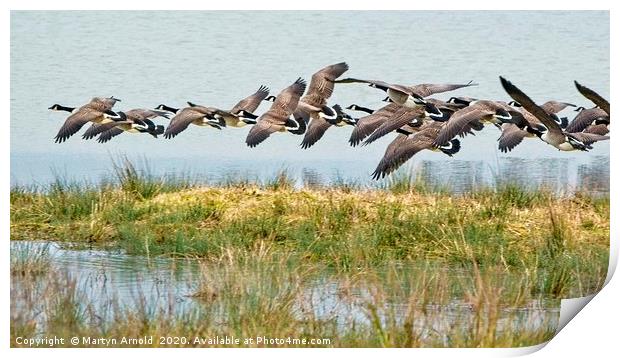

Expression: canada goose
xmin=364 ymin=97 xmax=484 ymax=146
xmin=226 ymin=85 xmax=270 ymax=126
xmin=345 ymin=104 xmax=374 ymax=114
xmin=297 ymin=62 xmax=349 ymax=114
xmin=433 ymin=100 xmax=518 ymax=147
xmin=574 ymin=81 xmax=609 ymax=115
xmin=361 ymin=106 xmax=427 ymax=146
xmin=186 ymin=86 xmax=270 ymax=128
xmin=564 ymin=107 xmax=609 ymax=134
xmin=500 ymin=76 xmax=609 ymax=151
xmin=371 ymin=121 xmax=461 ymax=180
xmin=82 ymin=108 xmax=169 ymax=141
xmin=507 ymin=100 xmax=572 ymax=128
xmin=245 ymin=78 xmax=308 ymax=147
xmin=300 ymin=105 xmax=356 ymax=149
xmin=50 ymin=96 xmax=122 ymax=143
xmin=160 ymin=104 xmax=227 ymax=139
xmin=349 ymin=102 xmax=402 ymax=146
xmin=333 ymin=78 xmax=477 ymax=108
xmin=293 ymin=63 xmax=350 ymax=144
xmin=498 ymin=99 xmax=575 ymax=152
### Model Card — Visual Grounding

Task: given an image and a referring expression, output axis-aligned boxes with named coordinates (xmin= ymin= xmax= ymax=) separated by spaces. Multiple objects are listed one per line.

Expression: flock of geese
xmin=48 ymin=62 xmax=610 ymax=179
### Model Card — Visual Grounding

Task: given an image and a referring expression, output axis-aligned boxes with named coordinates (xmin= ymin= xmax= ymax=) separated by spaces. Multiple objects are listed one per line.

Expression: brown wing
xmin=541 ymin=101 xmax=575 ymax=114
xmin=500 ymin=76 xmax=562 ymax=133
xmin=333 ymin=78 xmax=413 ymax=95
xmin=306 ymin=62 xmax=349 ymax=103
xmin=82 ymin=123 xmax=105 ymax=140
xmin=245 ymin=116 xmax=282 ymax=148
xmin=433 ymin=106 xmax=493 ymax=146
xmin=82 ymin=121 xmax=128 ymax=140
xmin=363 ymin=107 xmax=425 ymax=145
xmin=54 ymin=107 xmax=103 ymax=143
xmin=498 ymin=123 xmax=528 ymax=153
xmin=410 ymin=81 xmax=477 ymax=98
xmin=125 ymin=108 xmax=170 ymax=120
xmin=88 ymin=97 xmax=120 ymax=111
xmin=583 ymin=124 xmax=609 ymax=136
xmin=349 ymin=103 xmax=400 ymax=146
xmin=230 ymin=85 xmax=270 ymax=114
xmin=272 ymin=78 xmax=307 ymax=113
xmin=565 ymin=108 xmax=608 ymax=133
xmin=372 ymin=134 xmax=433 ymax=180
xmin=575 ymin=81 xmax=610 ymax=115
xmin=300 ymin=117 xmax=332 ymax=149
xmin=97 ymin=127 xmax=125 ymax=143
xmin=568 ymin=132 xmax=610 ymax=145
xmin=163 ymin=108 xmax=205 ymax=139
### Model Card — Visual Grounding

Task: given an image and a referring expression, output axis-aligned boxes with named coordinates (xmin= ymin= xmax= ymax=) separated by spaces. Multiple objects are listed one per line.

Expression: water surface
xmin=10 ymin=11 xmax=610 ymax=192
xmin=10 ymin=241 xmax=560 ymax=339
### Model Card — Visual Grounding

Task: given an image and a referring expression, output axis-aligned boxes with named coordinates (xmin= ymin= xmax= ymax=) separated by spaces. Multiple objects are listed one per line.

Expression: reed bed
xmin=11 ymin=251 xmax=559 ymax=348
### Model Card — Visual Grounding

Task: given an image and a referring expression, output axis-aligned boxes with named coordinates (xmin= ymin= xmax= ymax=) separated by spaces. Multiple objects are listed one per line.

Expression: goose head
xmin=264 ymin=95 xmax=277 ymax=102
xmin=381 ymin=96 xmax=393 ymax=103
xmin=448 ymin=96 xmax=477 ymax=107
xmin=48 ymin=104 xmax=75 ymax=112
xmin=330 ymin=105 xmax=357 ymax=126
xmin=154 ymin=104 xmax=179 ymax=114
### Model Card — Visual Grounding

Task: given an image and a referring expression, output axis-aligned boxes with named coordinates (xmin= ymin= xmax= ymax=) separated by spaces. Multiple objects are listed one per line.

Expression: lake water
xmin=10 ymin=241 xmax=560 ymax=341
xmin=10 ymin=11 xmax=610 ymax=192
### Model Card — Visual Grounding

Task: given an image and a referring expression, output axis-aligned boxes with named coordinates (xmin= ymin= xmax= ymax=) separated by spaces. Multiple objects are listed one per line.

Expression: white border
xmin=4 ymin=1 xmax=617 ymax=357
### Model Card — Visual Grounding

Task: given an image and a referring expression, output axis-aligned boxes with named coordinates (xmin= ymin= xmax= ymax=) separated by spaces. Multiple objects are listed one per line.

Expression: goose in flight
xmin=500 ymin=76 xmax=609 ymax=151
xmin=245 ymin=78 xmax=308 ymax=147
xmin=159 ymin=104 xmax=227 ymax=139
xmin=372 ymin=121 xmax=461 ymax=180
xmin=50 ymin=96 xmax=122 ymax=143
xmin=82 ymin=108 xmax=169 ymax=142
xmin=333 ymin=77 xmax=477 ymax=108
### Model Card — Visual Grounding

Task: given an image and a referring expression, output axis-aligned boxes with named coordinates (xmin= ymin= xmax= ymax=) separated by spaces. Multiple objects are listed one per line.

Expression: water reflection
xmin=11 ymin=241 xmax=559 ymax=338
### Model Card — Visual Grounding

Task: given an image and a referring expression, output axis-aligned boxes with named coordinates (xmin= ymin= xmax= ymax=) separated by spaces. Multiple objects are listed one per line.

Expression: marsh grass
xmin=11 ymin=160 xmax=609 ymax=297
xmin=10 ymin=253 xmax=559 ymax=348
xmin=10 ymin=241 xmax=51 ymax=277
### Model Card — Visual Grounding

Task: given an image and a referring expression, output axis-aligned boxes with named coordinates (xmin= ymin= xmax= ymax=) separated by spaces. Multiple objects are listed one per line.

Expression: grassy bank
xmin=10 ymin=164 xmax=609 ymax=298
xmin=10 ymin=162 xmax=609 ymax=347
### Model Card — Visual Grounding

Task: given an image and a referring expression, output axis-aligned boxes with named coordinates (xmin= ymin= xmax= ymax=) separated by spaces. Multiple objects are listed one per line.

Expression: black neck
xmin=158 ymin=105 xmax=179 ymax=114
xmin=356 ymin=106 xmax=374 ymax=114
xmin=55 ymin=105 xmax=75 ymax=112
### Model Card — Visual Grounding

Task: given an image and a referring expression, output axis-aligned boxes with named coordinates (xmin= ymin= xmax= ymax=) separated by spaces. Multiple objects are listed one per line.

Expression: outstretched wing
xmin=230 ymin=85 xmax=270 ymax=114
xmin=306 ymin=62 xmax=349 ymax=101
xmin=300 ymin=117 xmax=332 ymax=149
xmin=97 ymin=127 xmax=125 ymax=143
xmin=575 ymin=81 xmax=610 ymax=115
xmin=54 ymin=107 xmax=102 ymax=143
xmin=410 ymin=81 xmax=478 ymax=98
xmin=245 ymin=117 xmax=281 ymax=148
xmin=498 ymin=123 xmax=528 ymax=153
xmin=163 ymin=108 xmax=205 ymax=139
xmin=500 ymin=76 xmax=562 ymax=133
